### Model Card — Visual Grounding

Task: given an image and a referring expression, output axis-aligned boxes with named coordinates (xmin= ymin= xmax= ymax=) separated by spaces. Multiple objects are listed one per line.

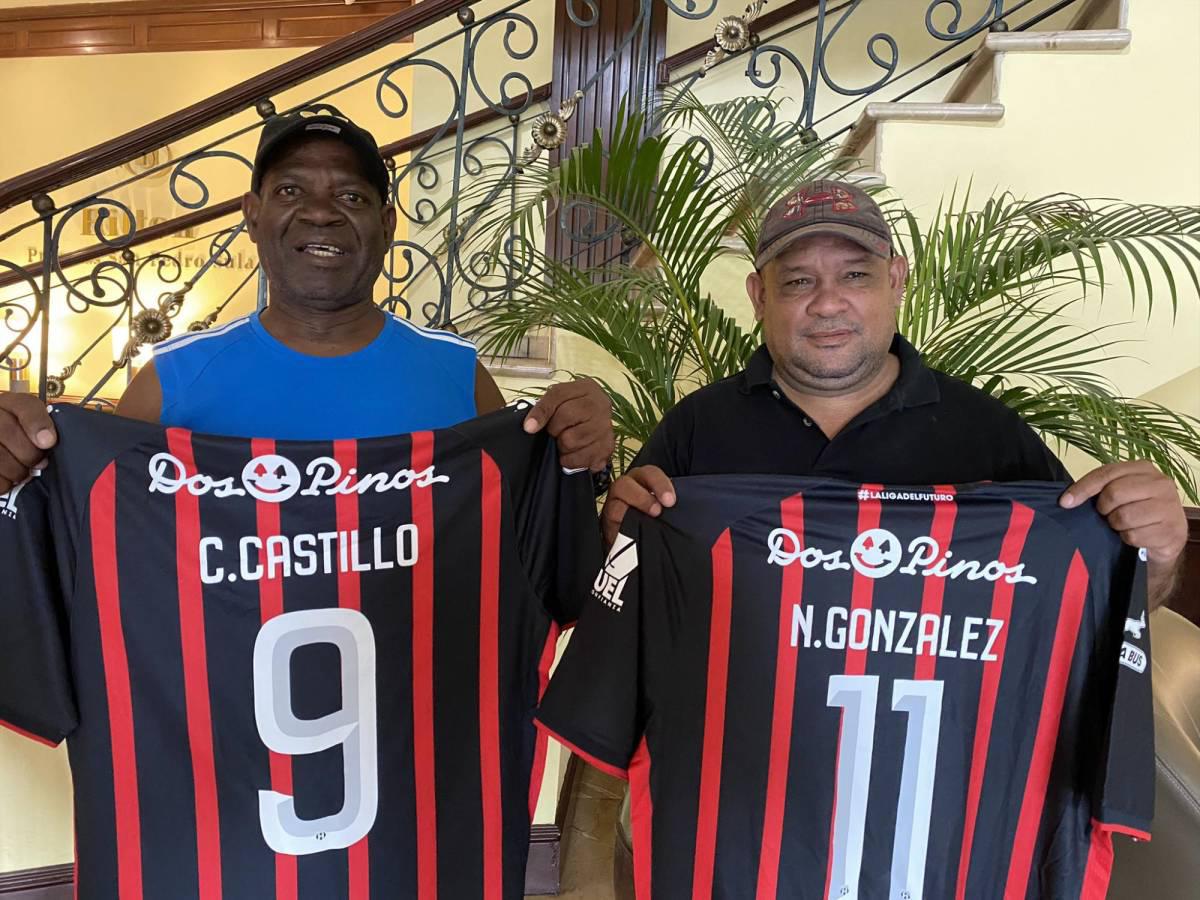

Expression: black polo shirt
xmin=635 ymin=336 xmax=1069 ymax=483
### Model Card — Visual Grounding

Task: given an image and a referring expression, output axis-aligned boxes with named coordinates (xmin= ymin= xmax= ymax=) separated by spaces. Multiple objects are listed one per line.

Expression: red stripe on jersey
xmin=168 ymin=429 xmax=223 ymax=900
xmin=914 ymin=487 xmax=958 ymax=681
xmin=1097 ymin=822 xmax=1151 ymax=842
xmin=333 ymin=440 xmax=371 ymax=900
xmin=629 ymin=737 xmax=654 ymax=900
xmin=691 ymin=529 xmax=733 ymax=900
xmin=90 ymin=463 xmax=144 ymax=900
xmin=755 ymin=493 xmax=805 ymax=900
xmin=0 ymin=718 xmax=59 ymax=747
xmin=844 ymin=485 xmax=882 ymax=676
xmin=1079 ymin=824 xmax=1114 ymax=900
xmin=410 ymin=431 xmax=439 ymax=900
xmin=527 ymin=622 xmax=562 ymax=820
xmin=822 ymin=485 xmax=883 ymax=900
xmin=953 ymin=502 xmax=1034 ymax=900
xmin=251 ymin=438 xmax=296 ymax=900
xmin=479 ymin=453 xmax=504 ymax=900
xmin=1004 ymin=551 xmax=1090 ymax=898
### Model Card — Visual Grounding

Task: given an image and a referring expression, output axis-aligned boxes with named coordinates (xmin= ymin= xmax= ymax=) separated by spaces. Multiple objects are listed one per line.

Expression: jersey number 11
xmin=826 ymin=675 xmax=944 ymax=900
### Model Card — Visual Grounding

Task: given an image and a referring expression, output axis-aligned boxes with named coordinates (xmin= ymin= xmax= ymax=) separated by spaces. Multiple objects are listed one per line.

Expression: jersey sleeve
xmin=534 ymin=514 xmax=651 ymax=778
xmin=0 ymin=472 xmax=78 ymax=746
xmin=513 ymin=436 xmax=603 ymax=627
xmin=1091 ymin=548 xmax=1154 ymax=840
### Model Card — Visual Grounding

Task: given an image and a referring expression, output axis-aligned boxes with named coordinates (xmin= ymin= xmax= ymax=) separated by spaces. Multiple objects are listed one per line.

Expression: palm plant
xmin=453 ymin=90 xmax=1200 ymax=500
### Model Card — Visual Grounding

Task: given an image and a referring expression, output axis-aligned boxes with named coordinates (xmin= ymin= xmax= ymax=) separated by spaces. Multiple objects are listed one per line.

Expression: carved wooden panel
xmin=546 ymin=0 xmax=667 ymax=265
xmin=0 ymin=0 xmax=412 ymax=57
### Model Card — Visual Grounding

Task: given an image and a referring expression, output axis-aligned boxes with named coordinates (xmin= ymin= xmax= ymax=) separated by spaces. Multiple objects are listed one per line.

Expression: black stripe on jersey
xmin=430 ymin=440 xmax=487 ymax=900
xmin=958 ymin=502 xmax=1044 ymax=899
xmin=709 ymin=510 xmax=787 ymax=900
xmin=114 ymin=451 xmax=203 ymax=900
xmin=193 ymin=433 xmax=277 ymax=900
xmin=845 ymin=496 xmax=940 ymax=900
xmin=276 ymin=440 xmax=352 ymax=900
xmin=70 ymin=472 xmax=122 ymax=900
xmin=772 ymin=494 xmax=862 ymax=900
xmin=358 ymin=434 xmax=419 ymax=899
xmin=493 ymin=456 xmax=555 ymax=900
xmin=636 ymin=533 xmax=716 ymax=898
xmin=918 ymin=498 xmax=1015 ymax=899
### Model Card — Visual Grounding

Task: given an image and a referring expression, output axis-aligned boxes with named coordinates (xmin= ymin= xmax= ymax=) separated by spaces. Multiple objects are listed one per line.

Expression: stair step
xmin=838 ymin=102 xmax=1004 ymax=165
xmin=945 ymin=29 xmax=1131 ymax=104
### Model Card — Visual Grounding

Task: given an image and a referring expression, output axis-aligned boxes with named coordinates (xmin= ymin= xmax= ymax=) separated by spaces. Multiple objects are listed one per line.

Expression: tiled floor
xmin=526 ymin=764 xmax=625 ymax=899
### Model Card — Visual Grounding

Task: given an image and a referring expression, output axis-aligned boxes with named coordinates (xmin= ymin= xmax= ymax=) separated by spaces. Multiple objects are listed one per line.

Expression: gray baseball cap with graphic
xmin=755 ymin=179 xmax=893 ymax=268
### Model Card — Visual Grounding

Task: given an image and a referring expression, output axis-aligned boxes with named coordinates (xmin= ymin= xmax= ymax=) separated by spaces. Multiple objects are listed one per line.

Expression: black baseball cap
xmin=251 ymin=109 xmax=391 ymax=202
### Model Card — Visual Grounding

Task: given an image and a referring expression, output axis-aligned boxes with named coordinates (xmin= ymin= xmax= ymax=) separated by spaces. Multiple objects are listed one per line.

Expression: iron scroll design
xmin=0 ymin=0 xmax=1087 ymax=402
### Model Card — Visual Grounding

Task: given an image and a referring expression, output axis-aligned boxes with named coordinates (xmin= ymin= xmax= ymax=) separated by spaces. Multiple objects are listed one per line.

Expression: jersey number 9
xmin=253 ymin=608 xmax=379 ymax=855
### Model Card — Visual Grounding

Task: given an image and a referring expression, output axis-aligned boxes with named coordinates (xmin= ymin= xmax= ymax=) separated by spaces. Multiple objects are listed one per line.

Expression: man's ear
xmin=382 ymin=203 xmax=398 ymax=245
xmin=242 ymin=192 xmax=261 ymax=244
xmin=746 ymin=268 xmax=767 ymax=323
xmin=888 ymin=254 xmax=909 ymax=309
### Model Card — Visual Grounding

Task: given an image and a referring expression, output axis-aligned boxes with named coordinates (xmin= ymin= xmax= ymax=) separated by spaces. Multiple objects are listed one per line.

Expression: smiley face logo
xmin=849 ymin=528 xmax=901 ymax=579
xmin=242 ymin=454 xmax=301 ymax=503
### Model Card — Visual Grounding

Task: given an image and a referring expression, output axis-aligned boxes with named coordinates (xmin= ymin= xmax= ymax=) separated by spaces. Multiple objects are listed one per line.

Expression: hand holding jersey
xmin=0 ymin=391 xmax=55 ymax=493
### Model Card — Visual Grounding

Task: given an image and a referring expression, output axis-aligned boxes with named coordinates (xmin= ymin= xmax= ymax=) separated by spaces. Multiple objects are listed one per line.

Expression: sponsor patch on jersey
xmin=0 ymin=471 xmax=39 ymax=521
xmin=849 ymin=528 xmax=902 ymax=579
xmin=242 ymin=454 xmax=302 ymax=503
xmin=768 ymin=526 xmax=1038 ymax=586
xmin=592 ymin=533 xmax=638 ymax=611
xmin=1124 ymin=611 xmax=1147 ymax=640
xmin=1119 ymin=640 xmax=1147 ymax=674
xmin=148 ymin=451 xmax=448 ymax=501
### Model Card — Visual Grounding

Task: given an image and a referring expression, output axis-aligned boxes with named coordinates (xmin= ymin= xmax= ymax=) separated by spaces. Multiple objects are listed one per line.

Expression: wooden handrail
xmin=657 ymin=0 xmax=820 ymax=86
xmin=0 ymin=83 xmax=551 ymax=292
xmin=0 ymin=0 xmax=482 ymax=213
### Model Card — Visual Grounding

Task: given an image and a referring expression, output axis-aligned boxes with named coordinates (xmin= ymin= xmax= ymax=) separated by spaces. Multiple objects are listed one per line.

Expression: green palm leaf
xmin=442 ymin=96 xmax=1200 ymax=495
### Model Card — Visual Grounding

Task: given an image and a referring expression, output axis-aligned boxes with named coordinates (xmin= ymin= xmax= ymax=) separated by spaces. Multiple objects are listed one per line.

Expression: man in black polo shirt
xmin=603 ymin=179 xmax=1186 ymax=605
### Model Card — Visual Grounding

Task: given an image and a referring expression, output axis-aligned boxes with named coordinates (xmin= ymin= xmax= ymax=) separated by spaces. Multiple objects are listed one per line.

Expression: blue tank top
xmin=152 ymin=310 xmax=477 ymax=439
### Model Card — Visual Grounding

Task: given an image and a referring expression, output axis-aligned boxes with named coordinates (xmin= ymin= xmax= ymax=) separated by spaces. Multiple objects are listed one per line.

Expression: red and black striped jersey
xmin=537 ymin=475 xmax=1153 ymax=900
xmin=0 ymin=403 xmax=600 ymax=900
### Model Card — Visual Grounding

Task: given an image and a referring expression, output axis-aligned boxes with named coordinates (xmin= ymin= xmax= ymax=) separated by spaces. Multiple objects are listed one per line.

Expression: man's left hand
xmin=1060 ymin=460 xmax=1187 ymax=607
xmin=523 ymin=378 xmax=615 ymax=472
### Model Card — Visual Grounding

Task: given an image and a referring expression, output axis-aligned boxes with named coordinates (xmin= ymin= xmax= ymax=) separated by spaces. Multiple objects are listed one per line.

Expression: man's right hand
xmin=601 ymin=465 xmax=676 ymax=546
xmin=0 ymin=392 xmax=56 ymax=494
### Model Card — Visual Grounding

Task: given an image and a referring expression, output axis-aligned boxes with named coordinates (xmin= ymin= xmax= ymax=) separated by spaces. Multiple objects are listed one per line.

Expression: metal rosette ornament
xmin=44 ymin=374 xmax=67 ymax=401
xmin=117 ymin=302 xmax=174 ymax=367
xmin=132 ymin=307 xmax=173 ymax=346
xmin=704 ymin=1 xmax=767 ymax=73
xmin=521 ymin=90 xmax=585 ymax=166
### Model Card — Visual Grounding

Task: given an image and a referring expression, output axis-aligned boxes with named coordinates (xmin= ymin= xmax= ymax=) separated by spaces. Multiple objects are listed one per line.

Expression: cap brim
xmin=755 ymin=223 xmax=891 ymax=269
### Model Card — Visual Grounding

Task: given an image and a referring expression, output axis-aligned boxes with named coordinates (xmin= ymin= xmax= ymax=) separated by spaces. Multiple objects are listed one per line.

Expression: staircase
xmin=825 ymin=0 xmax=1200 ymax=470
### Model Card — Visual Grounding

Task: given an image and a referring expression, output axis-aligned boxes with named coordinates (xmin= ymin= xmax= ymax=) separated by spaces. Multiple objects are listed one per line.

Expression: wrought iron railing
xmin=0 ymin=0 xmax=1096 ymax=404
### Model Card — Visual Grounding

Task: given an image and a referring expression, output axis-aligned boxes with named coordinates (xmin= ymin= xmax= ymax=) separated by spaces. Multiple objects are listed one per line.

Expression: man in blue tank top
xmin=0 ymin=109 xmax=615 ymax=473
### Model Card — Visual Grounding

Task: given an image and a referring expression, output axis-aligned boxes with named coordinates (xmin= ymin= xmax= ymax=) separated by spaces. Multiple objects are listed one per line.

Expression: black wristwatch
xmin=591 ymin=460 xmax=614 ymax=497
